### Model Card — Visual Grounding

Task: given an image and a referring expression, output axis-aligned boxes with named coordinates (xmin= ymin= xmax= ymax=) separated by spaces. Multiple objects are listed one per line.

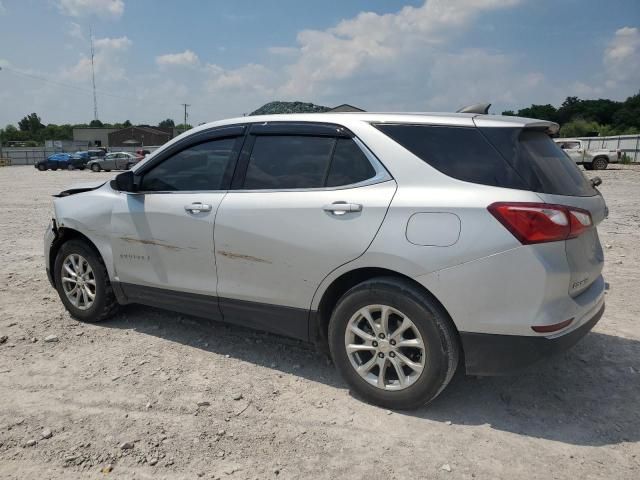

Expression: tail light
xmin=488 ymin=202 xmax=593 ymax=244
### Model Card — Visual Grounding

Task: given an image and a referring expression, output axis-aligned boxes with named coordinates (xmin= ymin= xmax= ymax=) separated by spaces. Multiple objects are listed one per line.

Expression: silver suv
xmin=44 ymin=112 xmax=607 ymax=409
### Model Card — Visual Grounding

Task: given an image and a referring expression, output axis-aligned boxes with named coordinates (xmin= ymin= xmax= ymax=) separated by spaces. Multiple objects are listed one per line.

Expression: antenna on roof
xmin=456 ymin=103 xmax=491 ymax=114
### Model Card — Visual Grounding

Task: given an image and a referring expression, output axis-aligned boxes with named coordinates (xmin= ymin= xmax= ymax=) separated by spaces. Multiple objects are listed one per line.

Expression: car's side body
xmin=35 ymin=152 xmax=85 ymax=170
xmin=45 ymin=112 xmax=606 ymax=379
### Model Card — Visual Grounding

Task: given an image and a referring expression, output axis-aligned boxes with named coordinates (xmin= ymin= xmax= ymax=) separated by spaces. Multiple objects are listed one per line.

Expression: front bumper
xmin=44 ymin=220 xmax=57 ymax=288
xmin=460 ymin=302 xmax=605 ymax=376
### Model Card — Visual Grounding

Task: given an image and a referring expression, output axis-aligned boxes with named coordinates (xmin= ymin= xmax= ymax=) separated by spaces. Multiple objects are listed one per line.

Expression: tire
xmin=126 ymin=163 xmax=134 ymax=170
xmin=592 ymin=157 xmax=608 ymax=170
xmin=67 ymin=164 xmax=75 ymax=171
xmin=37 ymin=164 xmax=46 ymax=171
xmin=54 ymin=239 xmax=119 ymax=322
xmin=583 ymin=163 xmax=594 ymax=171
xmin=51 ymin=167 xmax=58 ymax=171
xmin=91 ymin=164 xmax=101 ymax=172
xmin=328 ymin=277 xmax=459 ymax=410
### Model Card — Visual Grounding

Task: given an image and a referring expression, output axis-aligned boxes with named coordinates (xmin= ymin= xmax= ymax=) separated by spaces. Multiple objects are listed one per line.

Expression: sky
xmin=0 ymin=0 xmax=638 ymax=127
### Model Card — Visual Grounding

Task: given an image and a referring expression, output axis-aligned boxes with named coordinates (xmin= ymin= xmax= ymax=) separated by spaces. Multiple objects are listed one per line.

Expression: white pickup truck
xmin=554 ymin=138 xmax=621 ymax=170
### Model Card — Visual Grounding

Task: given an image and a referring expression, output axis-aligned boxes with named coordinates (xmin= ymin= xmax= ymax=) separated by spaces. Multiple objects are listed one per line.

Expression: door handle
xmin=323 ymin=202 xmax=363 ymax=216
xmin=185 ymin=202 xmax=212 ymax=214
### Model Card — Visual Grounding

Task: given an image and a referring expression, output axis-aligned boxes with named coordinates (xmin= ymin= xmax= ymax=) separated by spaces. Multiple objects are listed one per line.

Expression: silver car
xmin=87 ymin=152 xmax=140 ymax=172
xmin=44 ymin=111 xmax=606 ymax=409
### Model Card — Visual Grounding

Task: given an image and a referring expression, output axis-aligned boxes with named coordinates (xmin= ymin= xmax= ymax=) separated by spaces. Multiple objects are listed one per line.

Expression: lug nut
xmin=378 ymin=352 xmax=384 ymax=358
xmin=389 ymin=352 xmax=396 ymax=358
xmin=389 ymin=339 xmax=396 ymax=346
xmin=372 ymin=341 xmax=378 ymax=347
xmin=378 ymin=333 xmax=385 ymax=339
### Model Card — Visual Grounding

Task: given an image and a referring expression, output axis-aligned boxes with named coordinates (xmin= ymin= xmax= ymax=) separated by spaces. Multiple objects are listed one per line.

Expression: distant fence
xmin=569 ymin=134 xmax=640 ymax=162
xmin=0 ymin=145 xmax=162 ymax=165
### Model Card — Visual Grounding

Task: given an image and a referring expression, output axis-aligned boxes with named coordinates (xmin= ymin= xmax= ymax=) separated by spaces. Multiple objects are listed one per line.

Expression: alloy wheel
xmin=61 ymin=253 xmax=96 ymax=310
xmin=344 ymin=304 xmax=426 ymax=391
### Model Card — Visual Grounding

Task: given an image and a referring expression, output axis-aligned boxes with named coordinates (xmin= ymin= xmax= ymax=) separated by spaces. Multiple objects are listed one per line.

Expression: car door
xmin=110 ymin=126 xmax=245 ymax=316
xmin=214 ymin=122 xmax=397 ymax=339
xmin=563 ymin=141 xmax=584 ymax=163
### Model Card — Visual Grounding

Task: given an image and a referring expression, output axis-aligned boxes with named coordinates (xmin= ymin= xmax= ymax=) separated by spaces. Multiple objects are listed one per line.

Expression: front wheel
xmin=328 ymin=277 xmax=459 ymax=410
xmin=37 ymin=164 xmax=46 ymax=171
xmin=54 ymin=240 xmax=119 ymax=322
xmin=592 ymin=157 xmax=608 ymax=170
xmin=91 ymin=164 xmax=101 ymax=172
xmin=67 ymin=164 xmax=75 ymax=170
xmin=583 ymin=163 xmax=594 ymax=171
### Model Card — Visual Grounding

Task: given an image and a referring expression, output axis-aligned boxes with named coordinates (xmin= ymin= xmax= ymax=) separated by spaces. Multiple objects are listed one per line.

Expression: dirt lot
xmin=0 ymin=165 xmax=639 ymax=479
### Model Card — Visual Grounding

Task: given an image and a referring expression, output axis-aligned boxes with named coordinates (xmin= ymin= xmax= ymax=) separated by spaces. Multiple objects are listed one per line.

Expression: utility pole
xmin=90 ymin=26 xmax=98 ymax=121
xmin=181 ymin=103 xmax=190 ymax=132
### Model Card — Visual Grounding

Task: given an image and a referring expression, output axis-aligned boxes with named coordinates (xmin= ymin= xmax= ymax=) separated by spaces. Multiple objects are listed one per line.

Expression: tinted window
xmin=375 ymin=124 xmax=528 ymax=189
xmin=140 ymin=137 xmax=236 ymax=191
xmin=244 ymin=136 xmax=335 ymax=189
xmin=326 ymin=138 xmax=376 ymax=187
xmin=481 ymin=128 xmax=597 ymax=197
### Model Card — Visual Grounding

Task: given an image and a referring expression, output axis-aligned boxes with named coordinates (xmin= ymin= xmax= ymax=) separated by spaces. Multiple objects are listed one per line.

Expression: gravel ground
xmin=0 ymin=165 xmax=639 ymax=479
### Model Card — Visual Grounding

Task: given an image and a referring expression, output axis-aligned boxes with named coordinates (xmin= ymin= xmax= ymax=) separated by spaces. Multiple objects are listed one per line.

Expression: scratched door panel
xmin=214 ymin=181 xmax=396 ymax=310
xmin=110 ymin=192 xmax=224 ymax=295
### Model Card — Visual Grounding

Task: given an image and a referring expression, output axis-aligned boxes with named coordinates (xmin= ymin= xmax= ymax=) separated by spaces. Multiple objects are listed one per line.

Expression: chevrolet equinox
xmin=44 ymin=110 xmax=606 ymax=409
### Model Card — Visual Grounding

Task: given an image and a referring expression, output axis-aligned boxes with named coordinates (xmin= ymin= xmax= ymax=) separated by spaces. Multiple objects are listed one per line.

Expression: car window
xmin=243 ymin=135 xmax=335 ymax=189
xmin=326 ymin=138 xmax=376 ymax=187
xmin=375 ymin=124 xmax=529 ymax=190
xmin=140 ymin=137 xmax=237 ymax=191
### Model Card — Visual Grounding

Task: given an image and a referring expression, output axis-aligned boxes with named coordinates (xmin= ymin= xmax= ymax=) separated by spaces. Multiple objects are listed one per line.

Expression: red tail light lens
xmin=488 ymin=202 xmax=592 ymax=244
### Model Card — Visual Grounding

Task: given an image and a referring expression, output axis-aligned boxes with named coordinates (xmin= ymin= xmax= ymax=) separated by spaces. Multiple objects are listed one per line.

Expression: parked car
xmin=44 ymin=111 xmax=606 ymax=409
xmin=35 ymin=153 xmax=85 ymax=171
xmin=87 ymin=152 xmax=142 ymax=172
xmin=136 ymin=149 xmax=151 ymax=157
xmin=554 ymin=138 xmax=620 ymax=170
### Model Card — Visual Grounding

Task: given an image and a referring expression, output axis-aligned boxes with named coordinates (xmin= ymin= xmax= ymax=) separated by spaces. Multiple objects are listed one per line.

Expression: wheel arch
xmin=311 ymin=267 xmax=461 ymax=355
xmin=49 ymin=227 xmax=103 ymax=288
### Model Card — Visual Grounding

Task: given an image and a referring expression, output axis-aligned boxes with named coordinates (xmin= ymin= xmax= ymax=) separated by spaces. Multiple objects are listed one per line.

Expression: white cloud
xmin=62 ymin=36 xmax=132 ymax=82
xmin=156 ymin=50 xmax=200 ymax=68
xmin=57 ymin=0 xmax=124 ymax=17
xmin=67 ymin=21 xmax=84 ymax=40
xmin=603 ymin=27 xmax=640 ymax=88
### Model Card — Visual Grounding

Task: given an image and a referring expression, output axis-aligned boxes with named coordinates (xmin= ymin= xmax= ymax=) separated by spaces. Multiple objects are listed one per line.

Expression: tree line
xmin=0 ymin=115 xmax=192 ymax=146
xmin=502 ymin=92 xmax=640 ymax=137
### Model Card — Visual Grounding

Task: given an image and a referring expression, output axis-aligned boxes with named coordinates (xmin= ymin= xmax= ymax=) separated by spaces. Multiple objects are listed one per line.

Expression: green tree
xmin=516 ymin=104 xmax=558 ymax=122
xmin=175 ymin=123 xmax=192 ymax=131
xmin=501 ymin=110 xmax=516 ymax=116
xmin=559 ymin=119 xmax=601 ymax=137
xmin=89 ymin=119 xmax=104 ymax=127
xmin=158 ymin=118 xmax=175 ymax=128
xmin=122 ymin=120 xmax=132 ymax=128
xmin=18 ymin=113 xmax=44 ymax=133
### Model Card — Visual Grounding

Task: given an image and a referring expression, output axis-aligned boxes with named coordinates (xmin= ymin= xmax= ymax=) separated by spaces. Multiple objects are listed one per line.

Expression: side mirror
xmin=114 ymin=171 xmax=137 ymax=192
xmin=590 ymin=176 xmax=602 ymax=188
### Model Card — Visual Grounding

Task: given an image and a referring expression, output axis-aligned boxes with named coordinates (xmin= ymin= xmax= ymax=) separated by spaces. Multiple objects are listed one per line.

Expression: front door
xmin=214 ymin=127 xmax=396 ymax=338
xmin=110 ymin=135 xmax=241 ymax=313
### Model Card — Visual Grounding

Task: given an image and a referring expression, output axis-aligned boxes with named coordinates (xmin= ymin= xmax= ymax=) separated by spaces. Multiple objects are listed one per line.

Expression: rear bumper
xmin=460 ymin=302 xmax=604 ymax=376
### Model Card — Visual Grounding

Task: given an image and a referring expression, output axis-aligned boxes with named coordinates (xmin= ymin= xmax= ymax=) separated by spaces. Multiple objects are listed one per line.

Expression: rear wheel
xmin=67 ymin=164 xmax=75 ymax=171
xmin=91 ymin=163 xmax=101 ymax=172
xmin=54 ymin=240 xmax=119 ymax=322
xmin=328 ymin=277 xmax=459 ymax=409
xmin=37 ymin=164 xmax=46 ymax=171
xmin=592 ymin=157 xmax=608 ymax=170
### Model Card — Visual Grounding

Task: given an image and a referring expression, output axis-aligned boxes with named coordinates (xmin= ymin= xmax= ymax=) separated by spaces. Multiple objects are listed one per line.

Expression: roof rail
xmin=456 ymin=103 xmax=491 ymax=114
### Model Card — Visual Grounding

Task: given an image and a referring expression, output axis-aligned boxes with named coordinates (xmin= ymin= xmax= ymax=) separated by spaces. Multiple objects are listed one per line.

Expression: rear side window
xmin=326 ymin=138 xmax=376 ymax=187
xmin=140 ymin=137 xmax=236 ymax=191
xmin=481 ymin=128 xmax=597 ymax=197
xmin=375 ymin=124 xmax=528 ymax=189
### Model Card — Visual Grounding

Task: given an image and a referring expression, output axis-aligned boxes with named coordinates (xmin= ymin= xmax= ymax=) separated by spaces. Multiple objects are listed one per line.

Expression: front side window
xmin=140 ymin=137 xmax=236 ymax=191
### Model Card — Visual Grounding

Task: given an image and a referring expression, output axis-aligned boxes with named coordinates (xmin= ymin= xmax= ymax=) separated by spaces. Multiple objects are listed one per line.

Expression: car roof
xmin=185 ymin=112 xmax=559 ymax=136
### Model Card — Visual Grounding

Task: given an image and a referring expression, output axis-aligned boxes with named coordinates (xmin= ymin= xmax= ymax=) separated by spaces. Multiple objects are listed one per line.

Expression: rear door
xmin=214 ymin=123 xmax=396 ymax=337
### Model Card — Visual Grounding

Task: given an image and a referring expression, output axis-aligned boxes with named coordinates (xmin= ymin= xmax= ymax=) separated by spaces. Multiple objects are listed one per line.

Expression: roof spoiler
xmin=456 ymin=103 xmax=491 ymax=114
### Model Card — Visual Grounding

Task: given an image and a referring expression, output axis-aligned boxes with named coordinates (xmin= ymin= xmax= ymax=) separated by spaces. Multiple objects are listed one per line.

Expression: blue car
xmin=35 ymin=153 xmax=86 ymax=171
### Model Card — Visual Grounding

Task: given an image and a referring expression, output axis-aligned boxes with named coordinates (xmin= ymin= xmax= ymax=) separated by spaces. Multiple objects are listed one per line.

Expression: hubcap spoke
xmin=395 ymin=351 xmax=424 ymax=373
xmin=376 ymin=357 xmax=387 ymax=387
xmin=350 ymin=325 xmax=376 ymax=342
xmin=397 ymin=338 xmax=423 ymax=349
xmin=346 ymin=343 xmax=376 ymax=354
xmin=356 ymin=355 xmax=378 ymax=374
xmin=389 ymin=357 xmax=407 ymax=386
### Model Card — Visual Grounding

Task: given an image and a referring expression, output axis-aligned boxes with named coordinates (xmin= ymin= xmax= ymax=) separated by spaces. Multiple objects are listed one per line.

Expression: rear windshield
xmin=374 ymin=124 xmax=597 ymax=197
